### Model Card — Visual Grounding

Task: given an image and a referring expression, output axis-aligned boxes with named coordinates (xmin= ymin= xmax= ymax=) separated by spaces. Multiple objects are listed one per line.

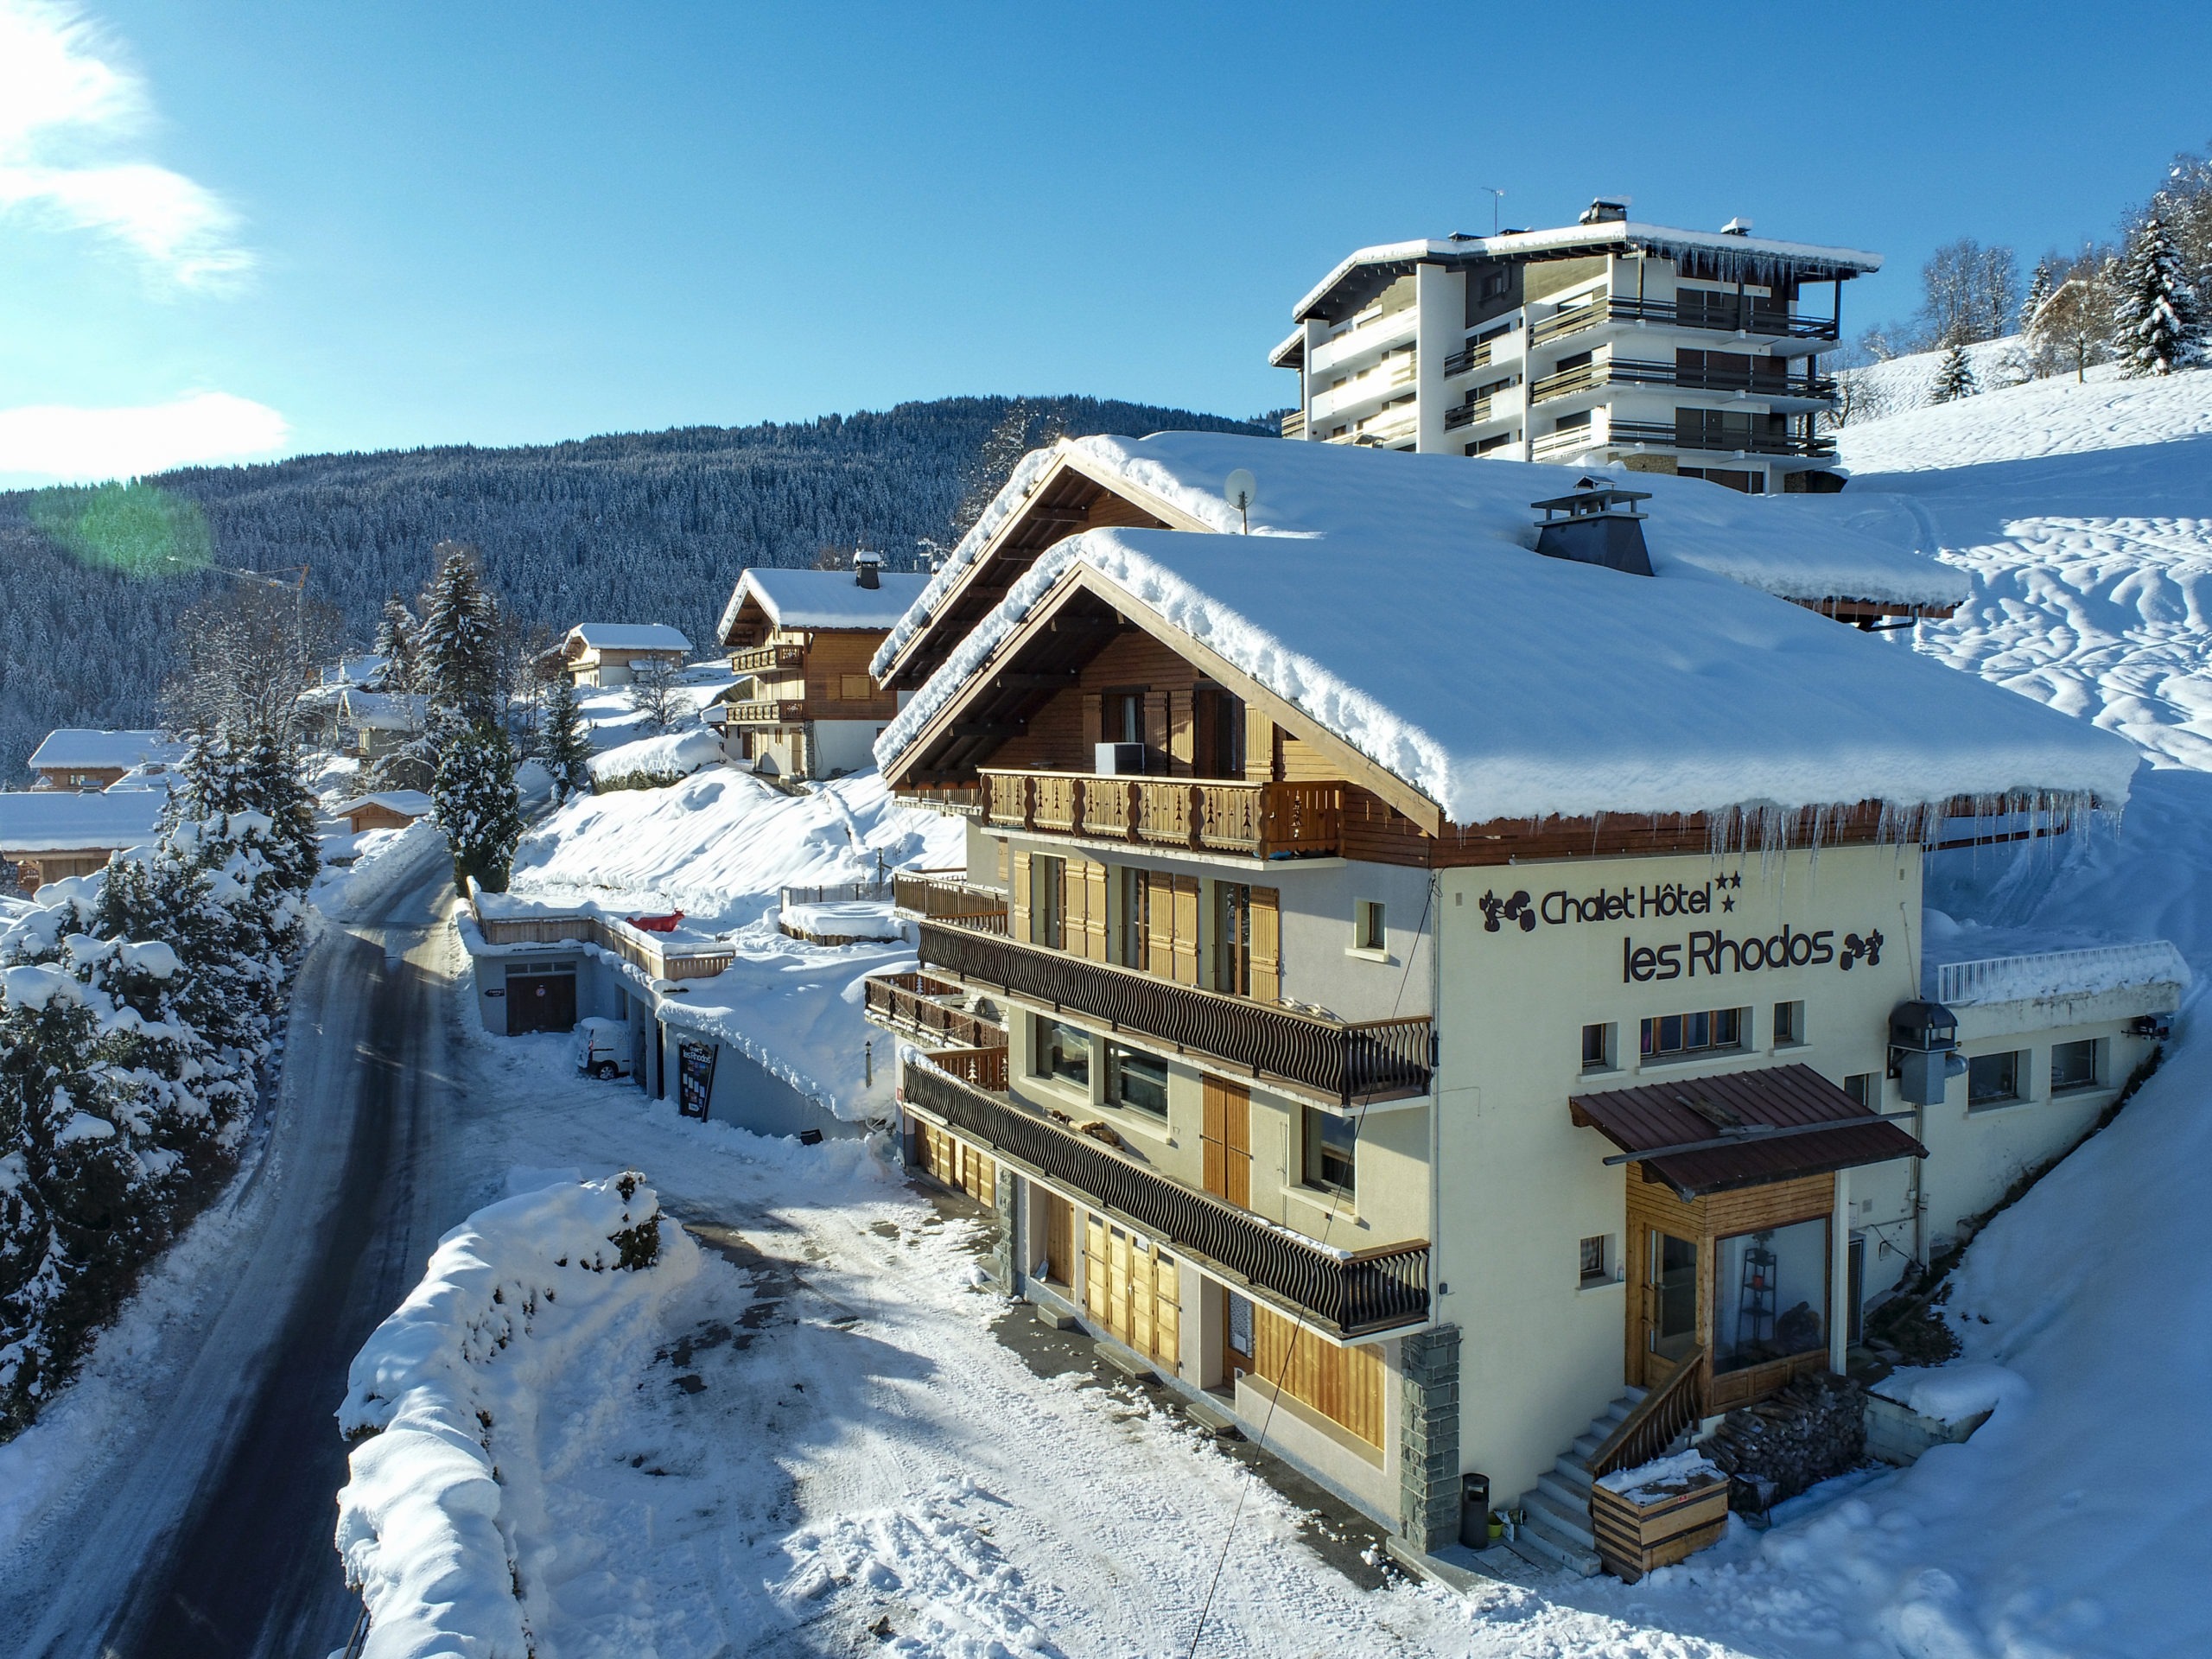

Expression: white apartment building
xmin=1271 ymin=200 xmax=1878 ymax=495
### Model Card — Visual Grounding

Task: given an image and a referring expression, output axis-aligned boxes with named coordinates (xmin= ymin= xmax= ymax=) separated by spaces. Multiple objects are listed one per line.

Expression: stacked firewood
xmin=1704 ymin=1373 xmax=1867 ymax=1513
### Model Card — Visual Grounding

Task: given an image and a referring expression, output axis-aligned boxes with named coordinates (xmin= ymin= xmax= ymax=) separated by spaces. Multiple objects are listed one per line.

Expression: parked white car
xmin=576 ymin=1017 xmax=632 ymax=1080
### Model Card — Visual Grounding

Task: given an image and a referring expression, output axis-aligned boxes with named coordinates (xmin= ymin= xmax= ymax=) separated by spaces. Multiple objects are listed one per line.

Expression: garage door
xmin=507 ymin=965 xmax=577 ymax=1033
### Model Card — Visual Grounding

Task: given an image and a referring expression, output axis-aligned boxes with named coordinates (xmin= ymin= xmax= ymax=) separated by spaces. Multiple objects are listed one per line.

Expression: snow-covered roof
xmin=716 ymin=567 xmax=934 ymax=644
xmin=340 ymin=690 xmax=429 ymax=731
xmin=875 ymin=518 xmax=2135 ymax=829
xmin=564 ymin=623 xmax=692 ymax=655
xmin=0 ymin=789 xmax=167 ymax=854
xmin=874 ymin=433 xmax=1968 ymax=678
xmin=1294 ymin=221 xmax=1883 ymax=321
xmin=28 ymin=729 xmax=177 ymax=772
xmin=334 ymin=791 xmax=434 ymax=820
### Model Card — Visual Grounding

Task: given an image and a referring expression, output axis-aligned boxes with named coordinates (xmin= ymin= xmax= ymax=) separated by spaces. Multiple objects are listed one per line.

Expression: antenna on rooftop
xmin=1223 ymin=469 xmax=1258 ymax=534
xmin=1480 ymin=187 xmax=1506 ymax=235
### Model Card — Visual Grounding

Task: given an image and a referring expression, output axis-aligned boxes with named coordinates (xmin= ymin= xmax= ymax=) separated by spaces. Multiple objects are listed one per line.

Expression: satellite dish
xmin=1224 ymin=468 xmax=1258 ymax=532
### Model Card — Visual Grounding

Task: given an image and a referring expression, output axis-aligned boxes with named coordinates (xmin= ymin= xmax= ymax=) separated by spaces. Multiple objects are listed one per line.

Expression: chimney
xmin=854 ymin=548 xmax=883 ymax=589
xmin=1580 ymin=198 xmax=1630 ymax=226
xmin=1529 ymin=477 xmax=1654 ymax=576
xmin=1720 ymin=217 xmax=1753 ymax=237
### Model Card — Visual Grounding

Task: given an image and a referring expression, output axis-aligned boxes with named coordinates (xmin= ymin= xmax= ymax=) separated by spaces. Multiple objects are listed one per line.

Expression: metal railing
xmin=865 ymin=969 xmax=1008 ymax=1049
xmin=719 ymin=698 xmax=809 ymax=726
xmin=978 ymin=769 xmax=1340 ymax=859
xmin=893 ymin=870 xmax=1010 ymax=927
xmin=1443 ymin=395 xmax=1496 ymax=431
xmin=1933 ymin=940 xmax=2189 ymax=1007
xmin=1531 ymin=425 xmax=1600 ymax=459
xmin=1605 ymin=419 xmax=1835 ymax=458
xmin=902 ymin=1060 xmax=1429 ymax=1337
xmin=918 ymin=918 xmax=1432 ymax=1104
xmin=1529 ymin=356 xmax=1836 ymax=406
xmin=1443 ymin=339 xmax=1495 ymax=378
xmin=1589 ymin=1347 xmax=1707 ymax=1479
xmin=1531 ymin=296 xmax=1840 ymax=348
xmin=782 ymin=879 xmax=893 ymax=907
xmin=472 ymin=907 xmax=735 ymax=981
xmin=726 ymin=643 xmax=805 ymax=676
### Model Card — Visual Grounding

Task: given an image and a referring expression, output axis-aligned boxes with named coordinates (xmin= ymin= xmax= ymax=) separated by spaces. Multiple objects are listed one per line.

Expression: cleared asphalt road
xmin=1 ymin=848 xmax=467 ymax=1659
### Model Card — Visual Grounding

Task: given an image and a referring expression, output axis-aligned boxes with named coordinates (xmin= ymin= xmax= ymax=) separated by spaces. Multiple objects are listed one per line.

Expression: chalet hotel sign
xmin=1478 ymin=875 xmax=1885 ymax=984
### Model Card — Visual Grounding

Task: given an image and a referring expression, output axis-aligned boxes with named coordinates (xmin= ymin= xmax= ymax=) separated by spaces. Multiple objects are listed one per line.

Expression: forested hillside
xmin=0 ymin=396 xmax=1264 ymax=781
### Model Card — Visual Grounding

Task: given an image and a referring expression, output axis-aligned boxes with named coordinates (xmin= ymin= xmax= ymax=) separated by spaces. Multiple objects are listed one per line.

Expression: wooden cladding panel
xmin=1170 ymin=876 xmax=1202 ymax=987
xmin=915 ymin=1121 xmax=996 ymax=1206
xmin=800 ymin=631 xmax=899 ymax=715
xmin=1249 ymin=1301 xmax=1385 ymax=1448
xmin=1201 ymin=1076 xmax=1252 ymax=1209
xmin=1084 ymin=1213 xmax=1180 ymax=1367
xmin=1040 ymin=1190 xmax=1075 ymax=1285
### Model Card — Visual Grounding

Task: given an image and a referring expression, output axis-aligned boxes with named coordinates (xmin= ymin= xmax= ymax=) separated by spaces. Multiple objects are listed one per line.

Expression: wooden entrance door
xmin=1640 ymin=1230 xmax=1701 ymax=1389
xmin=1201 ymin=1077 xmax=1251 ymax=1208
xmin=1084 ymin=1213 xmax=1179 ymax=1366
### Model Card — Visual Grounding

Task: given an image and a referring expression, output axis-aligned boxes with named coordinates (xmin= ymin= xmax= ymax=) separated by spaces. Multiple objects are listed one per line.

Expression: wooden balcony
xmin=902 ymin=1059 xmax=1429 ymax=1338
xmin=720 ymin=697 xmax=809 ymax=727
xmin=865 ymin=969 xmax=1007 ymax=1050
xmin=892 ymin=870 xmax=1010 ymax=928
xmin=978 ymin=769 xmax=1340 ymax=859
xmin=918 ymin=918 xmax=1432 ymax=1105
xmin=727 ymin=643 xmax=805 ymax=677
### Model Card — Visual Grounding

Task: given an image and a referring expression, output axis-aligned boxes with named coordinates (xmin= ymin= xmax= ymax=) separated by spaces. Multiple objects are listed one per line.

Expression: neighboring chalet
xmin=861 ymin=431 xmax=2169 ymax=1570
xmin=28 ymin=729 xmax=178 ymax=791
xmin=338 ymin=690 xmax=428 ymax=760
xmin=711 ymin=555 xmax=931 ymax=780
xmin=1269 ymin=201 xmax=1877 ymax=494
xmin=334 ymin=790 xmax=432 ymax=834
xmin=559 ymin=623 xmax=691 ymax=688
xmin=0 ymin=789 xmax=167 ymax=891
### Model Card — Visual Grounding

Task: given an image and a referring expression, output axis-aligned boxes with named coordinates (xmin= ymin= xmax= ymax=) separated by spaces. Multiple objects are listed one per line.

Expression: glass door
xmin=1647 ymin=1230 xmax=1700 ymax=1377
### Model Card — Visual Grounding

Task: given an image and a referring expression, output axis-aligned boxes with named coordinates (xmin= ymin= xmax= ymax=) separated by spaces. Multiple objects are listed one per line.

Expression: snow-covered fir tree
xmin=373 ymin=594 xmax=423 ymax=692
xmin=242 ymin=724 xmax=320 ymax=897
xmin=2112 ymin=213 xmax=2203 ymax=378
xmin=540 ymin=676 xmax=594 ymax=804
xmin=1930 ymin=341 xmax=1979 ymax=404
xmin=2019 ymin=260 xmax=2054 ymax=335
xmin=416 ymin=544 xmax=505 ymax=728
xmin=433 ymin=723 xmax=524 ymax=893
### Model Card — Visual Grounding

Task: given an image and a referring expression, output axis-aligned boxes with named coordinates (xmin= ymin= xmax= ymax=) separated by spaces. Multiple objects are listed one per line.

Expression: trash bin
xmin=1459 ymin=1473 xmax=1491 ymax=1549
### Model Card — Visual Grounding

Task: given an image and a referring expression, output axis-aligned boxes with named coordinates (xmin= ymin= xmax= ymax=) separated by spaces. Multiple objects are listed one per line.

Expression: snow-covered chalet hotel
xmin=1273 ymin=200 xmax=1872 ymax=500
xmin=861 ymin=432 xmax=2184 ymax=1568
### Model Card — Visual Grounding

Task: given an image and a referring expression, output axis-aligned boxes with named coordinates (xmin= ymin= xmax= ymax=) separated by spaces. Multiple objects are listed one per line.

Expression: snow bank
xmin=1840 ymin=354 xmax=2212 ymax=474
xmin=321 ymin=818 xmax=444 ymax=918
xmin=586 ymin=728 xmax=725 ymax=785
xmin=334 ymin=1172 xmax=699 ymax=1659
xmin=1869 ymin=1363 xmax=2028 ymax=1427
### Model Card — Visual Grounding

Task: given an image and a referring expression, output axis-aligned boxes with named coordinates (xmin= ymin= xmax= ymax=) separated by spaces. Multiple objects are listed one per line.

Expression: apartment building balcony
xmin=1443 ymin=339 xmax=1495 ymax=378
xmin=1529 ymin=358 xmax=1838 ymax=410
xmin=1605 ymin=419 xmax=1837 ymax=461
xmin=978 ymin=767 xmax=1340 ymax=859
xmin=915 ymin=917 xmax=1433 ymax=1105
xmin=1444 ymin=393 xmax=1503 ymax=431
xmin=892 ymin=868 xmax=1010 ymax=928
xmin=900 ymin=1059 xmax=1431 ymax=1338
xmin=1281 ymin=409 xmax=1307 ymax=441
xmin=720 ymin=697 xmax=810 ymax=727
xmin=863 ymin=969 xmax=1008 ymax=1049
xmin=1309 ymin=304 xmax=1418 ymax=377
xmin=1530 ymin=296 xmax=1841 ymax=350
xmin=1319 ymin=404 xmax=1418 ymax=448
xmin=726 ymin=643 xmax=806 ymax=677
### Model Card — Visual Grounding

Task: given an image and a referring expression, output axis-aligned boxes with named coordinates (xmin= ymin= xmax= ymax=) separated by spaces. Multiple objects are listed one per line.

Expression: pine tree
xmin=240 ymin=725 xmax=321 ymax=899
xmin=2019 ymin=260 xmax=2054 ymax=335
xmin=541 ymin=676 xmax=594 ymax=804
xmin=2112 ymin=213 xmax=2204 ymax=378
xmin=416 ymin=544 xmax=504 ymax=728
xmin=373 ymin=594 xmax=422 ymax=692
xmin=1930 ymin=341 xmax=1979 ymax=404
xmin=433 ymin=724 xmax=524 ymax=893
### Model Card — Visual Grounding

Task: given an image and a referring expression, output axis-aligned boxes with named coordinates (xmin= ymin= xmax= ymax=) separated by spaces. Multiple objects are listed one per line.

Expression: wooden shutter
xmin=1249 ymin=887 xmax=1281 ymax=1003
xmin=1011 ymin=850 xmax=1031 ymax=942
xmin=1144 ymin=692 xmax=1170 ymax=763
xmin=1153 ymin=1253 xmax=1180 ymax=1366
xmin=1042 ymin=1192 xmax=1074 ymax=1285
xmin=1168 ymin=690 xmax=1195 ymax=773
xmin=1247 ymin=707 xmax=1276 ymax=783
xmin=1084 ymin=1214 xmax=1109 ymax=1324
xmin=1147 ymin=871 xmax=1176 ymax=981
xmin=1083 ymin=860 xmax=1110 ymax=962
xmin=1250 ymin=1303 xmax=1384 ymax=1448
xmin=1171 ymin=875 xmax=1202 ymax=987
xmin=1202 ymin=1076 xmax=1251 ymax=1209
xmin=1084 ymin=691 xmax=1103 ymax=748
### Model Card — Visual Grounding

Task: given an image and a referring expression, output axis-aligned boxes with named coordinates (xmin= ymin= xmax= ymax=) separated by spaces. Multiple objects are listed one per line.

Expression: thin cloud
xmin=0 ymin=0 xmax=252 ymax=288
xmin=0 ymin=392 xmax=289 ymax=485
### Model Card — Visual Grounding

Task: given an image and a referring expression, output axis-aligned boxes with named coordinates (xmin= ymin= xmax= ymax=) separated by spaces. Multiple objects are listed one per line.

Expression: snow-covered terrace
xmin=1929 ymin=940 xmax=2190 ymax=1009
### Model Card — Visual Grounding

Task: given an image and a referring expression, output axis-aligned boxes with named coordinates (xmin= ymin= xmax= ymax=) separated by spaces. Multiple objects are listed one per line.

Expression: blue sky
xmin=3 ymin=0 xmax=2208 ymax=482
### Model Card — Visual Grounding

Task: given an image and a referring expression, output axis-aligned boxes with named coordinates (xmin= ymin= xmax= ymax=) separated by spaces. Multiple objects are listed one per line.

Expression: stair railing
xmin=1588 ymin=1348 xmax=1707 ymax=1480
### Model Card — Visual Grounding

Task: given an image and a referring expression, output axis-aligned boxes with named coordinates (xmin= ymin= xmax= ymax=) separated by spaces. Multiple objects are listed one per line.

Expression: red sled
xmin=628 ymin=911 xmax=684 ymax=934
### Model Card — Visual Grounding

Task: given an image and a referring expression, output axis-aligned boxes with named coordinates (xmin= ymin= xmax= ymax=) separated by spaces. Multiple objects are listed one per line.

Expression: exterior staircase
xmin=1507 ymin=1386 xmax=1652 ymax=1576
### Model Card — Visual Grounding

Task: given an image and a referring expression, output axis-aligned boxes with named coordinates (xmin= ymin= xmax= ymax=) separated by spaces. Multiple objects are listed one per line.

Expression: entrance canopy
xmin=1570 ymin=1063 xmax=1924 ymax=1200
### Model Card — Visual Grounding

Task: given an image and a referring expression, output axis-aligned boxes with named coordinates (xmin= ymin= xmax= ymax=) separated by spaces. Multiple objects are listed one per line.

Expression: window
xmin=1843 ymin=1072 xmax=1876 ymax=1109
xmin=1581 ymin=1022 xmax=1614 ymax=1072
xmin=1033 ymin=1016 xmax=1090 ymax=1090
xmin=1117 ymin=868 xmax=1150 ymax=971
xmin=1101 ymin=690 xmax=1145 ymax=746
xmin=1215 ymin=883 xmax=1253 ymax=995
xmin=837 ymin=673 xmax=873 ymax=702
xmin=1772 ymin=1001 xmax=1805 ymax=1046
xmin=1553 ymin=409 xmax=1592 ymax=433
xmin=1029 ymin=855 xmax=1065 ymax=949
xmin=1967 ymin=1051 xmax=2020 ymax=1106
xmin=1193 ymin=685 xmax=1246 ymax=779
xmin=2051 ymin=1039 xmax=2100 ymax=1094
xmin=1579 ymin=1234 xmax=1614 ymax=1290
xmin=1640 ymin=1007 xmax=1743 ymax=1060
xmin=1108 ymin=1044 xmax=1168 ymax=1118
xmin=1303 ymin=1108 xmax=1357 ymax=1198
xmin=1714 ymin=1217 xmax=1829 ymax=1373
xmin=1354 ymin=899 xmax=1387 ymax=955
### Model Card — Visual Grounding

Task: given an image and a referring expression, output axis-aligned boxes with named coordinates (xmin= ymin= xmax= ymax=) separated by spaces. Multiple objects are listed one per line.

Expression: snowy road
xmin=0 ymin=844 xmax=470 ymax=1659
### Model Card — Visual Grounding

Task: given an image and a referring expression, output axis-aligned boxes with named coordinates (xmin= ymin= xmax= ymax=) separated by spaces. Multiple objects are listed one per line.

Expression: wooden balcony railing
xmin=472 ymin=906 xmax=735 ymax=981
xmin=720 ymin=698 xmax=809 ymax=727
xmin=925 ymin=1044 xmax=1010 ymax=1092
xmin=727 ymin=643 xmax=805 ymax=676
xmin=918 ymin=918 xmax=1432 ymax=1105
xmin=865 ymin=969 xmax=1007 ymax=1050
xmin=893 ymin=870 xmax=1010 ymax=928
xmin=902 ymin=1060 xmax=1429 ymax=1338
xmin=977 ymin=769 xmax=1340 ymax=859
xmin=1590 ymin=1346 xmax=1707 ymax=1479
